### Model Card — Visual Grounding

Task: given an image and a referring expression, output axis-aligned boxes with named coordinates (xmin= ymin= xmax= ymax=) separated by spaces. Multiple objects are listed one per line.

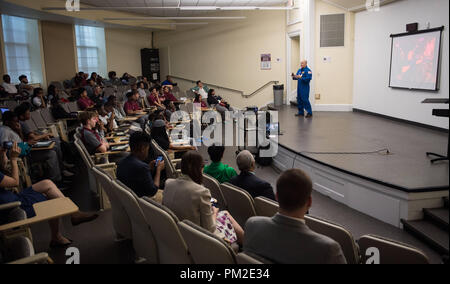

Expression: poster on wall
xmin=261 ymin=54 xmax=272 ymax=70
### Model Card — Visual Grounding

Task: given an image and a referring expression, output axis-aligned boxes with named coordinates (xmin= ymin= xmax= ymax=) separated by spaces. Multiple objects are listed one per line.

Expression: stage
xmin=272 ymin=105 xmax=449 ymax=227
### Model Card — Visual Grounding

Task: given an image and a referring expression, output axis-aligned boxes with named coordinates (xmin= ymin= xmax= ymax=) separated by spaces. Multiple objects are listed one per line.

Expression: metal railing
xmin=170 ymin=75 xmax=279 ymax=99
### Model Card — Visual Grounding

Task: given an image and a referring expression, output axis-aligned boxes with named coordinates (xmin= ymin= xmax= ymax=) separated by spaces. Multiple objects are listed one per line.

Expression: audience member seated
xmin=243 ymin=169 xmax=347 ymax=264
xmin=18 ymin=75 xmax=33 ymax=97
xmin=46 ymin=85 xmax=60 ymax=103
xmin=50 ymin=96 xmax=74 ymax=120
xmin=207 ymin=89 xmax=234 ymax=116
xmin=89 ymin=85 xmax=105 ymax=107
xmin=85 ymin=79 xmax=96 ymax=97
xmin=194 ymin=93 xmax=208 ymax=108
xmin=97 ymin=105 xmax=117 ymax=134
xmin=162 ymin=85 xmax=178 ymax=102
xmin=163 ymin=100 xmax=176 ymax=121
xmin=0 ymin=142 xmax=98 ymax=248
xmin=77 ymin=88 xmax=95 ymax=110
xmin=1 ymin=74 xmax=18 ymax=95
xmin=107 ymin=71 xmax=121 ymax=86
xmin=141 ymin=76 xmax=150 ymax=89
xmin=31 ymin=88 xmax=46 ymax=109
xmin=121 ymin=73 xmax=134 ymax=85
xmin=163 ymin=151 xmax=244 ymax=245
xmin=230 ymin=150 xmax=275 ymax=200
xmin=117 ymin=131 xmax=166 ymax=202
xmin=78 ymin=111 xmax=111 ymax=155
xmin=161 ymin=75 xmax=178 ymax=87
xmin=124 ymin=90 xmax=148 ymax=129
xmin=191 ymin=80 xmax=209 ymax=100
xmin=150 ymin=119 xmax=195 ymax=154
xmin=0 ymin=112 xmax=68 ymax=187
xmin=147 ymin=87 xmax=165 ymax=109
xmin=204 ymin=144 xmax=237 ymax=183
xmin=137 ymin=81 xmax=147 ymax=99
xmin=105 ymin=96 xmax=126 ymax=123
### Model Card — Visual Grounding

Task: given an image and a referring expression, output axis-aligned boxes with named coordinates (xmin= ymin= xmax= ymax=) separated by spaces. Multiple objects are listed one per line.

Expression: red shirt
xmin=164 ymin=92 xmax=178 ymax=102
xmin=147 ymin=94 xmax=160 ymax=106
xmin=124 ymin=100 xmax=141 ymax=114
xmin=78 ymin=97 xmax=94 ymax=110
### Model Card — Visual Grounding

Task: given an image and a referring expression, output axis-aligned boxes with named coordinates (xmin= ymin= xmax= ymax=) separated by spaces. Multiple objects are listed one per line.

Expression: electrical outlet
xmin=315 ymin=94 xmax=321 ymax=100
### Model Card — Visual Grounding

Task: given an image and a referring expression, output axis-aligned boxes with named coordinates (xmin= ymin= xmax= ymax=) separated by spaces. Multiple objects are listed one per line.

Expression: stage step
xmin=401 ymin=219 xmax=449 ymax=256
xmin=423 ymin=208 xmax=449 ymax=231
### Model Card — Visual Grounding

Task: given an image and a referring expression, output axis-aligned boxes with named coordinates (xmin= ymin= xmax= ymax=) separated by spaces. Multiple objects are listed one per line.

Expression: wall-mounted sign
xmin=261 ymin=54 xmax=272 ymax=70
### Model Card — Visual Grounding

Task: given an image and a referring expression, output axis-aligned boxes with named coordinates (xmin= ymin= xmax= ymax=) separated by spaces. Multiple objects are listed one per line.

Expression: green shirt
xmin=204 ymin=162 xmax=237 ymax=184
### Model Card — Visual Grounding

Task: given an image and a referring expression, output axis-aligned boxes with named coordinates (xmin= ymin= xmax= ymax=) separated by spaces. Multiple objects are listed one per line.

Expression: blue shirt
xmin=161 ymin=80 xmax=174 ymax=86
xmin=0 ymin=172 xmax=19 ymax=204
xmin=116 ymin=154 xmax=158 ymax=198
xmin=296 ymin=67 xmax=312 ymax=86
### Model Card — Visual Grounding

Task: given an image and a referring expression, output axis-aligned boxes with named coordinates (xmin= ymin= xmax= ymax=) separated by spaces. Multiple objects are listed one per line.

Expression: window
xmin=75 ymin=25 xmax=107 ymax=77
xmin=1 ymin=15 xmax=43 ymax=84
xmin=320 ymin=14 xmax=345 ymax=47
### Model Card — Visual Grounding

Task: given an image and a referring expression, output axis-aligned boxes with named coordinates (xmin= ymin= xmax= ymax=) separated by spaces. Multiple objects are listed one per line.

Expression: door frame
xmin=286 ymin=30 xmax=302 ymax=105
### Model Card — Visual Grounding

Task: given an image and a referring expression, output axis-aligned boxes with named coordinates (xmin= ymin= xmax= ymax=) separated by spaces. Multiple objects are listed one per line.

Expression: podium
xmin=422 ymin=98 xmax=449 ymax=163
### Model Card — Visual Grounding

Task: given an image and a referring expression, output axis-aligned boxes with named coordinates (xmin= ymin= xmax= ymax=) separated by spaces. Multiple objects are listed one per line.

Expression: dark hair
xmin=19 ymin=75 xmax=27 ymax=81
xmin=33 ymin=87 xmax=43 ymax=97
xmin=106 ymin=95 xmax=117 ymax=105
xmin=207 ymin=144 xmax=225 ymax=163
xmin=126 ymin=89 xmax=138 ymax=98
xmin=78 ymin=87 xmax=87 ymax=96
xmin=14 ymin=102 xmax=32 ymax=117
xmin=208 ymin=89 xmax=215 ymax=97
xmin=108 ymin=71 xmax=116 ymax=79
xmin=78 ymin=111 xmax=97 ymax=125
xmin=2 ymin=111 xmax=17 ymax=123
xmin=276 ymin=169 xmax=313 ymax=212
xmin=196 ymin=80 xmax=201 ymax=86
xmin=47 ymin=85 xmax=56 ymax=96
xmin=181 ymin=151 xmax=204 ymax=185
xmin=129 ymin=131 xmax=152 ymax=152
xmin=2 ymin=74 xmax=10 ymax=81
xmin=194 ymin=93 xmax=201 ymax=102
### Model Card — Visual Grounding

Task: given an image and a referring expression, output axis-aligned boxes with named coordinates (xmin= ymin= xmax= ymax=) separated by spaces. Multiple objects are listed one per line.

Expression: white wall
xmin=353 ymin=0 xmax=449 ymax=129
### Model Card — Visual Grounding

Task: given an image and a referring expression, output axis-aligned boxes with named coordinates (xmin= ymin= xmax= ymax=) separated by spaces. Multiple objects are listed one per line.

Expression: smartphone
xmin=2 ymin=141 xmax=13 ymax=150
xmin=155 ymin=156 xmax=163 ymax=166
xmin=211 ymin=198 xmax=218 ymax=208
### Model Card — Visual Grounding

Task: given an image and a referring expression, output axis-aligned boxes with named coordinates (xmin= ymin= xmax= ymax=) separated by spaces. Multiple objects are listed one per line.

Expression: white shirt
xmin=138 ymin=88 xmax=147 ymax=98
xmin=198 ymin=88 xmax=208 ymax=99
xmin=1 ymin=82 xmax=17 ymax=94
xmin=33 ymin=97 xmax=43 ymax=107
xmin=99 ymin=113 xmax=118 ymax=129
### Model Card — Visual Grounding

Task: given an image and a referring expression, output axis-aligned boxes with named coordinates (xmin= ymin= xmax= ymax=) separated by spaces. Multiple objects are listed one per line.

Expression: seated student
xmin=161 ymin=75 xmax=177 ymax=87
xmin=191 ymin=80 xmax=209 ymax=99
xmin=84 ymin=79 xmax=95 ymax=97
xmin=124 ymin=90 xmax=143 ymax=116
xmin=194 ymin=93 xmax=207 ymax=108
xmin=147 ymin=87 xmax=165 ymax=109
xmin=163 ymin=151 xmax=244 ymax=245
xmin=151 ymin=119 xmax=195 ymax=153
xmin=207 ymin=89 xmax=234 ymax=112
xmin=137 ymin=81 xmax=148 ymax=99
xmin=141 ymin=76 xmax=150 ymax=89
xmin=89 ymin=86 xmax=105 ymax=107
xmin=97 ymin=105 xmax=117 ymax=134
xmin=0 ymin=142 xmax=98 ymax=247
xmin=0 ymin=111 xmax=70 ymax=186
xmin=107 ymin=71 xmax=121 ymax=86
xmin=244 ymin=169 xmax=347 ymax=264
xmin=77 ymin=88 xmax=95 ymax=110
xmin=121 ymin=73 xmax=133 ymax=85
xmin=78 ymin=111 xmax=111 ymax=155
xmin=47 ymin=84 xmax=59 ymax=103
xmin=204 ymin=144 xmax=237 ymax=184
xmin=162 ymin=85 xmax=178 ymax=102
xmin=2 ymin=74 xmax=18 ymax=95
xmin=162 ymin=100 xmax=176 ymax=122
xmin=117 ymin=131 xmax=166 ymax=202
xmin=230 ymin=150 xmax=275 ymax=200
xmin=14 ymin=103 xmax=75 ymax=174
xmin=31 ymin=88 xmax=46 ymax=109
xmin=50 ymin=95 xmax=74 ymax=120
xmin=18 ymin=75 xmax=33 ymax=97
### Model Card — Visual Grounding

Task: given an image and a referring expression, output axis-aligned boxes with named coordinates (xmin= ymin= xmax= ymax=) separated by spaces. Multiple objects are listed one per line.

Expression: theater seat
xmin=139 ymin=197 xmax=193 ymax=264
xmin=92 ymin=166 xmax=132 ymax=241
xmin=254 ymin=196 xmax=279 ymax=217
xmin=1 ymin=236 xmax=50 ymax=264
xmin=202 ymin=174 xmax=227 ymax=210
xmin=305 ymin=215 xmax=360 ymax=264
xmin=236 ymin=252 xmax=273 ymax=264
xmin=358 ymin=234 xmax=429 ymax=264
xmin=178 ymin=220 xmax=237 ymax=264
xmin=110 ymin=179 xmax=158 ymax=264
xmin=151 ymin=139 xmax=180 ymax=179
xmin=220 ymin=183 xmax=257 ymax=227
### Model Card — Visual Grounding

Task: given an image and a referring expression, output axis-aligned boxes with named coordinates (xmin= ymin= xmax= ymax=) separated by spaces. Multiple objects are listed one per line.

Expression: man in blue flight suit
xmin=292 ymin=60 xmax=313 ymax=118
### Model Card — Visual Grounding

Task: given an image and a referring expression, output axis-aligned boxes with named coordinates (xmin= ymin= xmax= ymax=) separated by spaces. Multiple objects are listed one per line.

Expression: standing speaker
xmin=141 ymin=48 xmax=160 ymax=83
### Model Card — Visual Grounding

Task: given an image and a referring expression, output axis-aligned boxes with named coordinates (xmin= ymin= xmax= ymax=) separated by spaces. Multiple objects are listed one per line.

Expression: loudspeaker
xmin=141 ymin=48 xmax=160 ymax=83
xmin=406 ymin=23 xmax=418 ymax=33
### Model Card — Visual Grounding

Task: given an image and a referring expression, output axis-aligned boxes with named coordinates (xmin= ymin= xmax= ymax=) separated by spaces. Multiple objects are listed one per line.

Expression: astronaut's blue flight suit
xmin=294 ymin=67 xmax=313 ymax=116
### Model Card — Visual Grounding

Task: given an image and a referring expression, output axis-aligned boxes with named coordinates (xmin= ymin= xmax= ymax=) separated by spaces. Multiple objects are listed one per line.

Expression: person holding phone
xmin=0 ymin=142 xmax=99 ymax=248
xmin=117 ymin=131 xmax=166 ymax=202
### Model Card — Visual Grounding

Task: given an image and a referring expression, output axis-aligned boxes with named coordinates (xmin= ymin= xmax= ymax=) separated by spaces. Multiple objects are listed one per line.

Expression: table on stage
xmin=422 ymin=98 xmax=449 ymax=163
